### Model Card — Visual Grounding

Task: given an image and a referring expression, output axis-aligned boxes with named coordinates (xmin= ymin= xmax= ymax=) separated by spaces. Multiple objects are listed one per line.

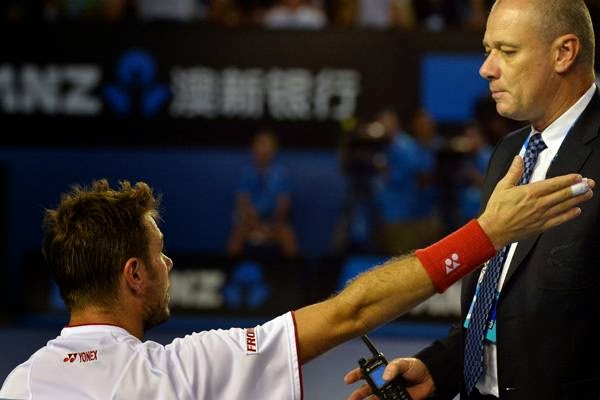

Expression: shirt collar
xmin=61 ymin=324 xmax=136 ymax=340
xmin=530 ymin=83 xmax=597 ymax=155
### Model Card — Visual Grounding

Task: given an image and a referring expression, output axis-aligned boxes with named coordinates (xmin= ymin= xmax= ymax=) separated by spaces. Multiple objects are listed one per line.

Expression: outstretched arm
xmin=294 ymin=156 xmax=594 ymax=364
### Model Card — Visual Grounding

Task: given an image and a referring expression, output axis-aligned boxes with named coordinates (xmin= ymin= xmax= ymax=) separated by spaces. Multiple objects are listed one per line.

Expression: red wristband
xmin=415 ymin=219 xmax=496 ymax=293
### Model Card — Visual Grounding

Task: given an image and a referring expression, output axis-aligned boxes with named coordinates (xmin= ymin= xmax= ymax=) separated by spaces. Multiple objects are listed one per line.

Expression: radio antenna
xmin=361 ymin=335 xmax=380 ymax=357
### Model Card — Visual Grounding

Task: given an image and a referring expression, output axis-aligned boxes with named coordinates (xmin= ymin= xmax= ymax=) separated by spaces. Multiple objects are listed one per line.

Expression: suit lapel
xmin=545 ymin=89 xmax=600 ymax=177
xmin=485 ymin=127 xmax=530 ymax=199
xmin=503 ymin=90 xmax=600 ymax=286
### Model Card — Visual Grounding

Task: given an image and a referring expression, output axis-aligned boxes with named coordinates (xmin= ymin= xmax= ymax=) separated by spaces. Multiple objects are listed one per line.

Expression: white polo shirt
xmin=0 ymin=312 xmax=302 ymax=400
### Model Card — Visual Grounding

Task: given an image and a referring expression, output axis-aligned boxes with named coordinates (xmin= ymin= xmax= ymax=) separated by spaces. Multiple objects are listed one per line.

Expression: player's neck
xmin=69 ymin=306 xmax=144 ymax=341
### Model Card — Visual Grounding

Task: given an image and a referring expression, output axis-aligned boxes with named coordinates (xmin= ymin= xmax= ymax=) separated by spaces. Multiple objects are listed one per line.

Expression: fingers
xmin=570 ymin=178 xmax=595 ymax=196
xmin=541 ymin=190 xmax=593 ymax=220
xmin=535 ymin=206 xmax=583 ymax=232
xmin=344 ymin=360 xmax=409 ymax=400
xmin=383 ymin=358 xmax=410 ymax=381
xmin=519 ymin=180 xmax=594 ymax=235
xmin=344 ymin=368 xmax=373 ymax=400
xmin=344 ymin=368 xmax=363 ymax=385
xmin=345 ymin=358 xmax=433 ymax=400
xmin=526 ymin=173 xmax=588 ymax=196
xmin=496 ymin=156 xmax=524 ymax=189
xmin=346 ymin=383 xmax=375 ymax=400
xmin=535 ymin=178 xmax=594 ymax=209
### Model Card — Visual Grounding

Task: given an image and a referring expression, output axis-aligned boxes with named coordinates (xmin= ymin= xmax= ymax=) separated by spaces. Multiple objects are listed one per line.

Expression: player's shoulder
xmin=0 ymin=357 xmax=33 ymax=399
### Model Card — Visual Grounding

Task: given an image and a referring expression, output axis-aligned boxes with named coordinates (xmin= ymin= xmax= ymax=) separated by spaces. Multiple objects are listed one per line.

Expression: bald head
xmin=492 ymin=0 xmax=595 ymax=69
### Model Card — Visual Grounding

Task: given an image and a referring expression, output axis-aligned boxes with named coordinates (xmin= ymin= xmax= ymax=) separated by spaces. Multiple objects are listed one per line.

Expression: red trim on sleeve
xmin=290 ymin=310 xmax=304 ymax=400
xmin=415 ymin=219 xmax=496 ymax=293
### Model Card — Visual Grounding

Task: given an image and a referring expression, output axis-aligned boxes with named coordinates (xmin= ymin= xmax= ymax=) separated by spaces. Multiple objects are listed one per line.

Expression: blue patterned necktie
xmin=463 ymin=132 xmax=547 ymax=394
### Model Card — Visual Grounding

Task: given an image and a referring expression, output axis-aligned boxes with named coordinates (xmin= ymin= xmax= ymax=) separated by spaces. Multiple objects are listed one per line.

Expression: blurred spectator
xmin=2 ymin=0 xmax=34 ymax=22
xmin=227 ymin=128 xmax=299 ymax=259
xmin=207 ymin=0 xmax=271 ymax=27
xmin=0 ymin=0 xmax=563 ymax=30
xmin=62 ymin=0 xmax=133 ymax=22
xmin=409 ymin=107 xmax=444 ymax=239
xmin=206 ymin=0 xmax=244 ymax=27
xmin=42 ymin=0 xmax=64 ymax=20
xmin=412 ymin=0 xmax=469 ymax=31
xmin=327 ymin=0 xmax=415 ymax=29
xmin=372 ymin=108 xmax=436 ymax=254
xmin=355 ymin=0 xmax=415 ymax=29
xmin=327 ymin=0 xmax=493 ymax=30
xmin=136 ymin=0 xmax=209 ymax=21
xmin=333 ymin=118 xmax=387 ymax=254
xmin=2 ymin=0 xmax=65 ymax=22
xmin=262 ymin=0 xmax=326 ymax=29
xmin=236 ymin=0 xmax=276 ymax=25
xmin=465 ymin=0 xmax=493 ymax=30
xmin=452 ymin=121 xmax=492 ymax=223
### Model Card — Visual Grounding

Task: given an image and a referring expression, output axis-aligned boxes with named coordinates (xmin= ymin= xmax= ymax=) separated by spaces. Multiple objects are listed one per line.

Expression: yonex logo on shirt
xmin=444 ymin=253 xmax=461 ymax=274
xmin=63 ymin=350 xmax=98 ymax=363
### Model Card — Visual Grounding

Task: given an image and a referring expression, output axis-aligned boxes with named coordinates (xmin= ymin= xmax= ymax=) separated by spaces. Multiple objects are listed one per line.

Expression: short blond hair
xmin=493 ymin=0 xmax=595 ymax=68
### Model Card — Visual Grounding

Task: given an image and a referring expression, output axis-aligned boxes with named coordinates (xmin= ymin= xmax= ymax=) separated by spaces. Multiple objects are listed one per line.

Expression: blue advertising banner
xmin=0 ymin=24 xmax=483 ymax=148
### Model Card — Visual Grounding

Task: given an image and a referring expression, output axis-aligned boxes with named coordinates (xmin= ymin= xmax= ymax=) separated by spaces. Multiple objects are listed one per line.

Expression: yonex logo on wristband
xmin=444 ymin=253 xmax=461 ymax=274
xmin=415 ymin=219 xmax=495 ymax=293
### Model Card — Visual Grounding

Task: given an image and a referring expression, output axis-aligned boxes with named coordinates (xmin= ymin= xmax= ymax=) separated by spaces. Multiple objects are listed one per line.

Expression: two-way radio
xmin=357 ymin=335 xmax=412 ymax=400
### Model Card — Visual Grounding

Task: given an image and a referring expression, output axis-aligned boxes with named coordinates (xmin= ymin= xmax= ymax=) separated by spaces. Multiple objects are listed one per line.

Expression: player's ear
xmin=123 ymin=257 xmax=144 ymax=295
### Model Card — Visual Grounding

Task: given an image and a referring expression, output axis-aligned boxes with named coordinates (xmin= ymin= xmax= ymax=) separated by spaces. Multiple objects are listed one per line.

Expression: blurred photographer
xmin=227 ymin=128 xmax=299 ymax=258
xmin=372 ymin=108 xmax=436 ymax=255
xmin=335 ymin=118 xmax=388 ymax=253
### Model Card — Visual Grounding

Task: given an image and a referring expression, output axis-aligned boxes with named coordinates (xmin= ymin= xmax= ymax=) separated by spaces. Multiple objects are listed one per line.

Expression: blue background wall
xmin=0 ymin=147 xmax=346 ymax=306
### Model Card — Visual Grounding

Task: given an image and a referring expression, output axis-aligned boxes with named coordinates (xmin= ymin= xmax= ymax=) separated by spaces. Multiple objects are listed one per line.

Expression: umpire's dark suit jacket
xmin=417 ymin=89 xmax=600 ymax=400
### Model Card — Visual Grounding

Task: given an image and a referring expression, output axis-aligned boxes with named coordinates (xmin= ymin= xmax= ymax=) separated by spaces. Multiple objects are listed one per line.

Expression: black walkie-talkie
xmin=358 ymin=335 xmax=412 ymax=400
